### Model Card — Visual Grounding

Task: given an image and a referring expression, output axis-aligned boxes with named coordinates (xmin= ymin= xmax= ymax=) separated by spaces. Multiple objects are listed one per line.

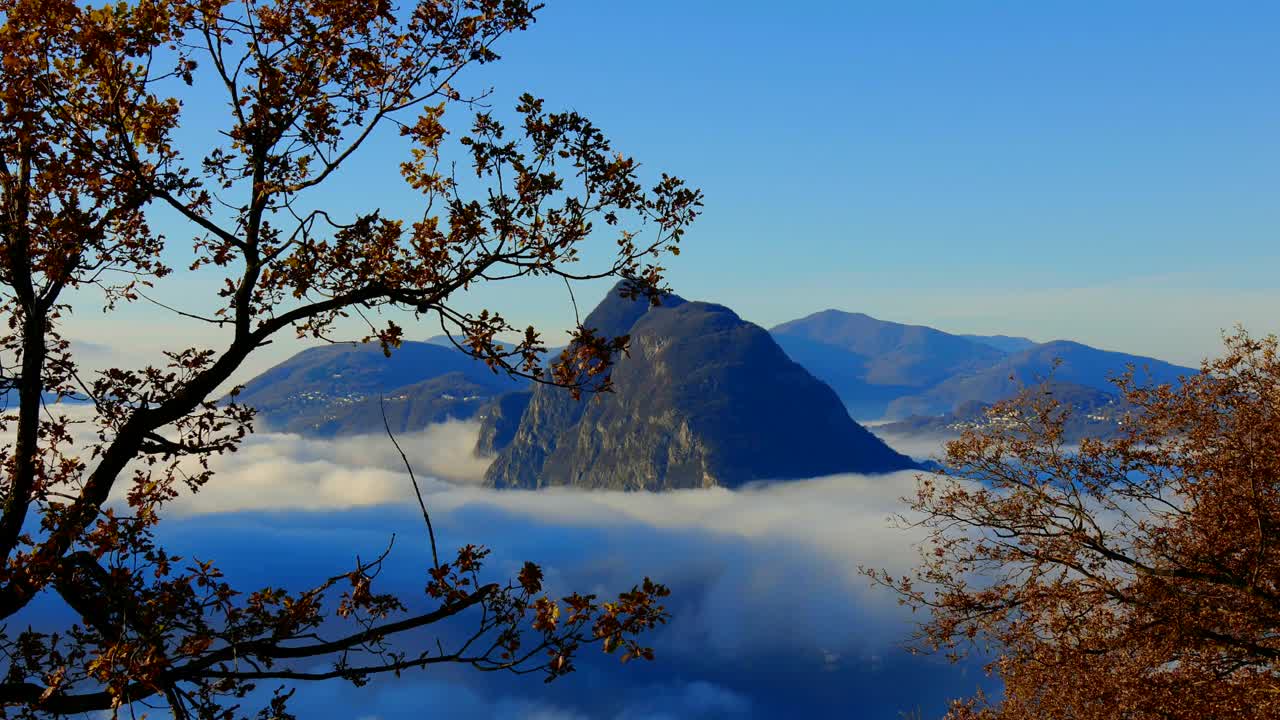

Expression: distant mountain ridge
xmin=233 ymin=341 xmax=524 ymax=436
xmin=772 ymin=310 xmax=1007 ymax=387
xmin=876 ymin=381 xmax=1133 ymax=449
xmin=884 ymin=339 xmax=1189 ymax=419
xmin=959 ymin=333 xmax=1038 ymax=353
xmin=234 ymin=295 xmax=1197 ymax=481
xmin=770 ymin=309 xmax=1194 ymax=421
xmin=771 ymin=310 xmax=1009 ymax=418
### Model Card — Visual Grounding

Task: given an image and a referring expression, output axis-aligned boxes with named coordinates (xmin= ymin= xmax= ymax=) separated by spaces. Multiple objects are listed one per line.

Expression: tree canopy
xmin=0 ymin=0 xmax=701 ymax=715
xmin=867 ymin=330 xmax=1280 ymax=719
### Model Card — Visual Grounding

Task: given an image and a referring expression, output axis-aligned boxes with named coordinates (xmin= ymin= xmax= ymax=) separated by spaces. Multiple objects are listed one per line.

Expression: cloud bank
xmin=143 ymin=423 xmax=991 ymax=717
xmin=13 ymin=416 xmax=989 ymax=717
xmin=160 ymin=421 xmax=492 ymax=514
xmin=867 ymin=428 xmax=953 ymax=464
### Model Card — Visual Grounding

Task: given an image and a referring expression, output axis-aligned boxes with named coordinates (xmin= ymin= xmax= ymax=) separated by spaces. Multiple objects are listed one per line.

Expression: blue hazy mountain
xmin=770 ymin=310 xmax=1008 ymax=418
xmin=884 ymin=339 xmax=1193 ymax=419
xmin=481 ymin=285 xmax=917 ymax=490
xmin=233 ymin=341 xmax=524 ymax=435
xmin=237 ymin=297 xmax=1194 ymax=473
xmin=771 ymin=310 xmax=1195 ymax=421
xmin=959 ymin=333 xmax=1038 ymax=353
xmin=877 ymin=380 xmax=1133 ymax=447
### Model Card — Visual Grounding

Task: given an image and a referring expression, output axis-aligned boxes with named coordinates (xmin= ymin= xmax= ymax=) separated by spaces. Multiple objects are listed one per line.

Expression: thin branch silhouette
xmin=380 ymin=395 xmax=440 ymax=571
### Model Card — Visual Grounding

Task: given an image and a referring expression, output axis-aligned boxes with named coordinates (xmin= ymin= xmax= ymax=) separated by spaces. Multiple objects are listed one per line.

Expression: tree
xmin=0 ymin=0 xmax=702 ymax=715
xmin=865 ymin=330 xmax=1280 ymax=719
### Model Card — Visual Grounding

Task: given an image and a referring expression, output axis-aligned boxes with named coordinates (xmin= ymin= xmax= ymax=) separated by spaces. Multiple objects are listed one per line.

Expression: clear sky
xmin=64 ymin=0 xmax=1280 ymax=375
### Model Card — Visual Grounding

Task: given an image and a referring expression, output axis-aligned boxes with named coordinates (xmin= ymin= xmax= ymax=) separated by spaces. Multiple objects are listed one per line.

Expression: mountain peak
xmin=770 ymin=309 xmax=1009 ymax=417
xmin=482 ymin=293 xmax=916 ymax=490
xmin=579 ymin=281 xmax=686 ymax=339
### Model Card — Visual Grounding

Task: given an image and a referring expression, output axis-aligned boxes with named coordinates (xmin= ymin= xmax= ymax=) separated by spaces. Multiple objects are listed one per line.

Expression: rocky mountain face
xmin=771 ymin=311 xmax=1194 ymax=422
xmin=481 ymin=286 xmax=917 ymax=490
xmin=233 ymin=341 xmax=523 ymax=436
xmin=478 ymin=283 xmax=681 ymax=488
xmin=474 ymin=390 xmax=533 ymax=456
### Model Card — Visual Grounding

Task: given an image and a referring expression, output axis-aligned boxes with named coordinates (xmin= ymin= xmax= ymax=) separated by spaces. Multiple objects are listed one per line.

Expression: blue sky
xmin=63 ymin=1 xmax=1279 ymax=373
xmin=471 ymin=0 xmax=1280 ymax=365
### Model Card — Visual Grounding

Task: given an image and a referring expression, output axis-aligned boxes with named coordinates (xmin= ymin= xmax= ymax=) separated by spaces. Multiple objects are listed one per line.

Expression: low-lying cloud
xmin=166 ymin=423 xmax=931 ymax=591
xmin=869 ymin=429 xmax=954 ymax=464
xmin=10 ymin=415 xmax=988 ymax=717
xmin=160 ymin=421 xmax=491 ymax=514
xmin=141 ymin=423 xmax=989 ymax=717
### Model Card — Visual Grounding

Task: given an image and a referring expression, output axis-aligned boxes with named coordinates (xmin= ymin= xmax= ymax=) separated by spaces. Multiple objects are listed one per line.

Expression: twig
xmin=562 ymin=275 xmax=580 ymax=327
xmin=380 ymin=395 xmax=440 ymax=570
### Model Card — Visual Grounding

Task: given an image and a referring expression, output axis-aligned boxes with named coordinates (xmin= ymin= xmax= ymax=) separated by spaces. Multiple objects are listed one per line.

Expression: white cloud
xmin=19 ymin=419 xmax=978 ymax=716
xmin=166 ymin=424 xmax=930 ymax=579
xmin=154 ymin=423 xmax=935 ymax=661
xmin=869 ymin=429 xmax=952 ymax=463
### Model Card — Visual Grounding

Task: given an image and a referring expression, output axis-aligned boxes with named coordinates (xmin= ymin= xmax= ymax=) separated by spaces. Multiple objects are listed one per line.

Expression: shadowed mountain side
xmin=474 ymin=390 xmax=534 ymax=456
xmin=769 ymin=334 xmax=918 ymax=419
xmin=484 ymin=288 xmax=916 ymax=490
xmin=885 ymin=340 xmax=1194 ymax=419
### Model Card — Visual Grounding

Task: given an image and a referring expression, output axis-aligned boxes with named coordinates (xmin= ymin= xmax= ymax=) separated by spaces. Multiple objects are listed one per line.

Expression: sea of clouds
xmin=22 ymin=412 xmax=991 ymax=718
